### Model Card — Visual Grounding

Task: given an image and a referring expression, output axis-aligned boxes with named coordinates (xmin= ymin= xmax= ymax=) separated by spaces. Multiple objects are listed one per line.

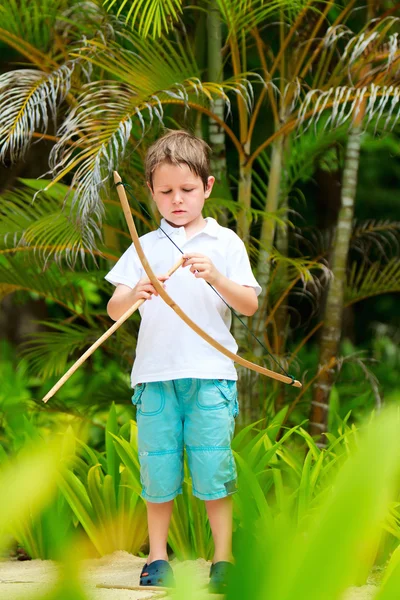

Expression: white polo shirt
xmin=105 ymin=217 xmax=261 ymax=386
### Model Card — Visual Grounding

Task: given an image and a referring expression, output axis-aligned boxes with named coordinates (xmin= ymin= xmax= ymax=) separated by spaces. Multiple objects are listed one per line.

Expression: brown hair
xmin=145 ymin=129 xmax=211 ymax=190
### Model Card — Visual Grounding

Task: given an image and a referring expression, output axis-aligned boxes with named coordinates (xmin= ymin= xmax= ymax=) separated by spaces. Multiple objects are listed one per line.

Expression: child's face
xmin=148 ymin=162 xmax=214 ymax=229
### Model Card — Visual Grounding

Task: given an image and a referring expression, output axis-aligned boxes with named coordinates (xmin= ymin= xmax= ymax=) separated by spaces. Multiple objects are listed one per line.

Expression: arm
xmin=182 ymin=253 xmax=258 ymax=317
xmin=107 ymin=274 xmax=169 ymax=321
xmin=212 ymin=277 xmax=258 ymax=317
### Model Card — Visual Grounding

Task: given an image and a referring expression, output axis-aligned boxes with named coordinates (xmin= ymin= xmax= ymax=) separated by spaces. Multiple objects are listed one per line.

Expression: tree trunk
xmin=255 ymin=134 xmax=286 ymax=342
xmin=309 ymin=124 xmax=362 ymax=440
xmin=235 ymin=134 xmax=286 ymax=424
xmin=234 ymin=157 xmax=255 ymax=424
xmin=273 ymin=134 xmax=291 ymax=410
xmin=273 ymin=218 xmax=289 ymax=412
xmin=236 ymin=155 xmax=251 ymax=243
xmin=207 ymin=0 xmax=231 ymax=225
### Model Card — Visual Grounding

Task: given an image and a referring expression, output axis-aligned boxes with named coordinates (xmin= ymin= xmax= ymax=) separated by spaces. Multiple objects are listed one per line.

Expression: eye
xmin=183 ymin=188 xmax=194 ymax=192
xmin=161 ymin=190 xmax=171 ymax=194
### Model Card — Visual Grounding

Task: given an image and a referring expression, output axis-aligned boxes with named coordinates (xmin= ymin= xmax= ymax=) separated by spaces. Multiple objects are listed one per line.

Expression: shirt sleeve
xmin=104 ymin=244 xmax=143 ymax=289
xmin=226 ymin=235 xmax=262 ymax=296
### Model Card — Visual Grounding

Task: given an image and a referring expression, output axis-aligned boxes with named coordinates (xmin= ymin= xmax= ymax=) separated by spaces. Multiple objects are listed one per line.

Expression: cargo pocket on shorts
xmin=131 ymin=383 xmax=146 ymax=407
xmin=135 ymin=382 xmax=165 ymax=417
xmin=196 ymin=379 xmax=229 ymax=411
xmin=213 ymin=379 xmax=239 ymax=418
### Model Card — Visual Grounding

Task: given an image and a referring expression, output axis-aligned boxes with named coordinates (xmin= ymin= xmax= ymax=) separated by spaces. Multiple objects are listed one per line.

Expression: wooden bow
xmin=114 ymin=171 xmax=302 ymax=388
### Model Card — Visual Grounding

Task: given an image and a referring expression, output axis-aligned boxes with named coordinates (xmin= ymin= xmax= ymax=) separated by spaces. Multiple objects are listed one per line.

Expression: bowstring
xmin=117 ymin=181 xmax=296 ymax=384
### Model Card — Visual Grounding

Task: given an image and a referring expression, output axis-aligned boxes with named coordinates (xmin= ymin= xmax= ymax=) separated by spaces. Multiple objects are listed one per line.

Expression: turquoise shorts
xmin=131 ymin=378 xmax=239 ymax=503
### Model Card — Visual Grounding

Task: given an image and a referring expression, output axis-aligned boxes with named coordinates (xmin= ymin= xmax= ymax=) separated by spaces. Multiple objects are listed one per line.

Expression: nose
xmin=172 ymin=192 xmax=183 ymax=204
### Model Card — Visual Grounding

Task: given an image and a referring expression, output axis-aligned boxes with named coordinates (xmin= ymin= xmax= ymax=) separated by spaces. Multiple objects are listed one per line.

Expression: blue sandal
xmin=140 ymin=560 xmax=175 ymax=588
xmin=209 ymin=561 xmax=234 ymax=594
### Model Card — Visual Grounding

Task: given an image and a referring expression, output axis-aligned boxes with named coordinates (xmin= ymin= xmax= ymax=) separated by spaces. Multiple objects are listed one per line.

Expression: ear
xmin=146 ymin=181 xmax=154 ymax=195
xmin=204 ymin=176 xmax=215 ymax=199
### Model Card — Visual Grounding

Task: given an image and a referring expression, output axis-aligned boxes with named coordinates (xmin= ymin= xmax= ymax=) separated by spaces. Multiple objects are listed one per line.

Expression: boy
xmin=105 ymin=130 xmax=261 ymax=593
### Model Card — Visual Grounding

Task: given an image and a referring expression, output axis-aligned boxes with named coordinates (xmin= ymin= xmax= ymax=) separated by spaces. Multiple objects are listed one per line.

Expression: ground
xmin=0 ymin=551 xmax=379 ymax=599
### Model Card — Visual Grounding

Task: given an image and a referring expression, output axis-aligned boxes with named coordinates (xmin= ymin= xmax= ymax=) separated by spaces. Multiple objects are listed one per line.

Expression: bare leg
xmin=146 ymin=500 xmax=174 ymax=564
xmin=205 ymin=496 xmax=234 ymax=564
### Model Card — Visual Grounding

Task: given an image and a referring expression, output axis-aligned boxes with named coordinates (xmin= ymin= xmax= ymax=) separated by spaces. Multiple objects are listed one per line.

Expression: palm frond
xmin=345 ymin=258 xmax=400 ymax=306
xmin=251 ymin=124 xmax=344 ymax=208
xmin=0 ymin=0 xmax=66 ymax=51
xmin=81 ymin=30 xmax=198 ymax=91
xmin=46 ymin=32 xmax=254 ymax=224
xmin=80 ymin=31 xmax=257 ymax=114
xmin=298 ymin=83 xmax=400 ymax=134
xmin=351 ymin=220 xmax=400 ymax=261
xmin=21 ymin=321 xmax=99 ymax=379
xmin=0 ymin=180 xmax=102 ymax=267
xmin=216 ymin=0 xmax=310 ymax=39
xmin=327 ymin=17 xmax=400 ymax=76
xmin=0 ymin=65 xmax=74 ymax=163
xmin=287 ymin=124 xmax=346 ymax=189
xmin=103 ymin=0 xmax=183 ymax=38
xmin=21 ymin=314 xmax=138 ymax=380
xmin=57 ymin=1 xmax=112 ymax=43
xmin=0 ymin=0 xmax=107 ymax=51
xmin=308 ymin=16 xmax=400 ymax=93
xmin=203 ymin=196 xmax=242 ymax=222
xmin=49 ymin=80 xmax=137 ymax=225
xmin=292 ymin=17 xmax=400 ymax=132
xmin=268 ymin=251 xmax=331 ymax=289
xmin=0 ymin=256 xmax=88 ymax=310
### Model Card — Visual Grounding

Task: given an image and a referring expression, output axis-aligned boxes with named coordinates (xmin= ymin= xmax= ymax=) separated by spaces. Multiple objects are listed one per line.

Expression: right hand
xmin=133 ymin=274 xmax=169 ymax=302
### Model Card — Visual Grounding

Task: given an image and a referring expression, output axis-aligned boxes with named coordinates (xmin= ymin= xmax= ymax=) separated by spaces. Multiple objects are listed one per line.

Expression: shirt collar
xmin=157 ymin=217 xmax=220 ymax=239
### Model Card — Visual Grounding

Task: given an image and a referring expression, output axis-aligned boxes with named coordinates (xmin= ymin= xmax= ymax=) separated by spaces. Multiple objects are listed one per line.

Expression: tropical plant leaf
xmin=216 ymin=0 xmax=311 ymax=40
xmin=49 ymin=80 xmax=137 ymax=225
xmin=46 ymin=29 xmax=254 ymax=224
xmin=0 ymin=65 xmax=74 ymax=163
xmin=266 ymin=408 xmax=400 ymax=600
xmin=0 ymin=438 xmax=62 ymax=554
xmin=57 ymin=467 xmax=104 ymax=553
xmin=0 ymin=255 xmax=87 ymax=309
xmin=0 ymin=179 xmax=102 ymax=266
xmin=103 ymin=0 xmax=183 ymax=38
xmin=272 ymin=18 xmax=400 ymax=140
xmin=285 ymin=125 xmax=346 ymax=189
xmin=345 ymin=258 xmax=400 ymax=306
xmin=0 ymin=0 xmax=66 ymax=51
xmin=20 ymin=321 xmax=105 ymax=379
xmin=0 ymin=0 xmax=109 ymax=59
xmin=298 ymin=83 xmax=400 ymax=135
xmin=351 ymin=220 xmax=400 ymax=261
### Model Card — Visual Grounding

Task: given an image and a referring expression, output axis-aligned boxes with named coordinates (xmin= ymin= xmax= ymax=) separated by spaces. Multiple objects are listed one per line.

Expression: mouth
xmin=172 ymin=210 xmax=186 ymax=214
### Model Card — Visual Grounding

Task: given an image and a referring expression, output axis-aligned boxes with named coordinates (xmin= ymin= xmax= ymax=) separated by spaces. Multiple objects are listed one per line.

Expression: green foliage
xmin=220 ymin=406 xmax=400 ymax=600
xmin=346 ymin=258 xmax=400 ymax=306
xmin=0 ymin=179 xmax=102 ymax=268
xmin=0 ymin=435 xmax=90 ymax=599
xmin=58 ymin=406 xmax=148 ymax=556
xmin=0 ymin=0 xmax=69 ymax=51
xmin=0 ymin=437 xmax=64 ymax=556
xmin=1 ymin=400 xmax=400 ymax=598
xmin=270 ymin=408 xmax=399 ymax=598
xmin=0 ymin=339 xmax=132 ymax=442
xmin=11 ymin=494 xmax=74 ymax=560
xmin=103 ymin=0 xmax=183 ymax=38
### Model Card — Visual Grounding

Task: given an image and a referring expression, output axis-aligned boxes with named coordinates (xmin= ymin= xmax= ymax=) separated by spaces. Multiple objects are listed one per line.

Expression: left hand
xmin=182 ymin=253 xmax=221 ymax=285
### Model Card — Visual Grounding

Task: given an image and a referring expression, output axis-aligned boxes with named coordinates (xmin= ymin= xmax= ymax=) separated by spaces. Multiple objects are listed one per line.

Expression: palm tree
xmin=1 ymin=0 xmax=400 ymax=427
xmin=310 ymin=10 xmax=400 ymax=438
